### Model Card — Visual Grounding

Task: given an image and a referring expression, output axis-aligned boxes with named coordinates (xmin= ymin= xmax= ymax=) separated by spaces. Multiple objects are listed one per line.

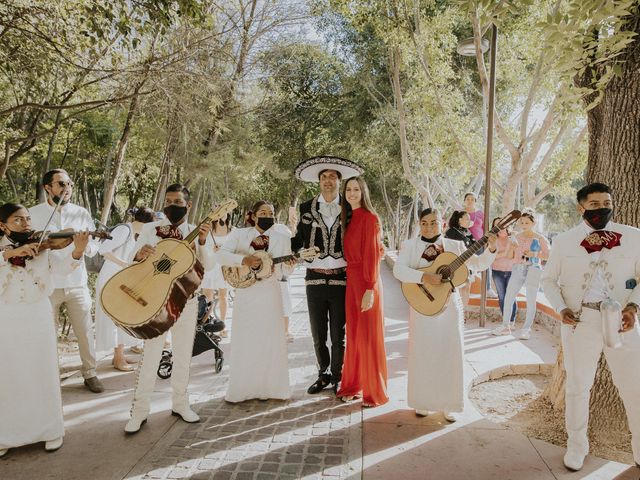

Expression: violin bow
xmin=36 ymin=185 xmax=72 ymax=251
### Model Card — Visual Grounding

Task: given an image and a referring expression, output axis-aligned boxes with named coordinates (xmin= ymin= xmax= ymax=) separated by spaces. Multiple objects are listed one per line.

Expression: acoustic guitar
xmin=222 ymin=247 xmax=319 ymax=289
xmin=401 ymin=210 xmax=521 ymax=317
xmin=100 ymin=199 xmax=237 ymax=339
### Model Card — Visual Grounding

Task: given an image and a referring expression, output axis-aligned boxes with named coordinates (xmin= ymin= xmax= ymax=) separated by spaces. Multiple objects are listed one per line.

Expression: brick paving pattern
xmin=135 ymin=271 xmax=361 ymax=480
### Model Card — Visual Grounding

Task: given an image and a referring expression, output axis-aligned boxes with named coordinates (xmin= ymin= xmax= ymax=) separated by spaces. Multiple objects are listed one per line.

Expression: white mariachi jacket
xmin=0 ymin=237 xmax=82 ymax=304
xmin=129 ymin=219 xmax=215 ymax=271
xmin=393 ymin=236 xmax=495 ymax=286
xmin=216 ymin=226 xmax=294 ymax=281
xmin=541 ymin=221 xmax=640 ymax=313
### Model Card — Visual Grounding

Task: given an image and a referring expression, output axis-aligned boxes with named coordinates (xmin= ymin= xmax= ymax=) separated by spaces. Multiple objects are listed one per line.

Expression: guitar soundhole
xmin=153 ymin=254 xmax=177 ymax=275
xmin=158 ymin=259 xmax=171 ymax=272
xmin=437 ymin=266 xmax=451 ymax=281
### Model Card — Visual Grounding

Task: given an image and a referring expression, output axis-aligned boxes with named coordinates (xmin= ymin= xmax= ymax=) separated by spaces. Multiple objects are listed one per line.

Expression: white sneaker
xmin=124 ymin=416 xmax=147 ymax=434
xmin=415 ymin=409 xmax=429 ymax=417
xmin=563 ymin=449 xmax=585 ymax=471
xmin=487 ymin=289 xmax=498 ymax=298
xmin=519 ymin=329 xmax=531 ymax=340
xmin=443 ymin=411 xmax=458 ymax=422
xmin=44 ymin=437 xmax=63 ymax=452
xmin=171 ymin=406 xmax=200 ymax=423
xmin=491 ymin=326 xmax=510 ymax=336
xmin=0 ymin=448 xmax=8 ymax=457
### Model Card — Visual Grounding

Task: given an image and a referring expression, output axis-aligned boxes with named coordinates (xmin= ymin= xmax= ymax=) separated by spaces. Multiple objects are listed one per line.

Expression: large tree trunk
xmin=543 ymin=9 xmax=640 ymax=452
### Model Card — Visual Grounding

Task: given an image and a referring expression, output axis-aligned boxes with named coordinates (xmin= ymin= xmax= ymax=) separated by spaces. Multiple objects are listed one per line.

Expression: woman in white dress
xmin=202 ymin=213 xmax=232 ymax=336
xmin=392 ymin=208 xmax=496 ymax=421
xmin=0 ymin=203 xmax=89 ymax=456
xmin=94 ymin=207 xmax=155 ymax=371
xmin=217 ymin=200 xmax=294 ymax=402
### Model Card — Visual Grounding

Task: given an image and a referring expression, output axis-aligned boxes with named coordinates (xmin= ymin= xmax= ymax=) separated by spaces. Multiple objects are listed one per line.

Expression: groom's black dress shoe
xmin=307 ymin=374 xmax=331 ymax=394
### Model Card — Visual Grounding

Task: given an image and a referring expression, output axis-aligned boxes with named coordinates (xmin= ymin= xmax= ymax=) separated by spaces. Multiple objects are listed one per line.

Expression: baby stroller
xmin=157 ymin=294 xmax=225 ymax=379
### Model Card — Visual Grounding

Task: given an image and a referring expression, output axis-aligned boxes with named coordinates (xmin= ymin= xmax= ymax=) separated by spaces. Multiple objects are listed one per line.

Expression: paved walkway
xmin=1 ymin=265 xmax=638 ymax=480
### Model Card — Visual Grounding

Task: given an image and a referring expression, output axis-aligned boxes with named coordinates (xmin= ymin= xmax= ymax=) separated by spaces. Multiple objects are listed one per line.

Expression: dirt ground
xmin=469 ymin=374 xmax=635 ymax=465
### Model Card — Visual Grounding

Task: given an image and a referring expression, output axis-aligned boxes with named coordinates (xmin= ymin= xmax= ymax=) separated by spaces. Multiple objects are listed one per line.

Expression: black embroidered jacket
xmin=291 ymin=196 xmax=344 ymax=262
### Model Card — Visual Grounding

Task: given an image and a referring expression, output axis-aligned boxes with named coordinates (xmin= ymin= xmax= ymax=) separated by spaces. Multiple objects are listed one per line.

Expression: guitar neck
xmin=272 ymin=253 xmax=298 ymax=265
xmin=183 ymin=221 xmax=204 ymax=245
xmin=447 ymin=226 xmax=499 ymax=272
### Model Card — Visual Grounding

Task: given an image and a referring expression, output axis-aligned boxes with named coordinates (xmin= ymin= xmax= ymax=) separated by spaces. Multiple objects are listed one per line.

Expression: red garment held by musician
xmin=337 ymin=208 xmax=389 ymax=406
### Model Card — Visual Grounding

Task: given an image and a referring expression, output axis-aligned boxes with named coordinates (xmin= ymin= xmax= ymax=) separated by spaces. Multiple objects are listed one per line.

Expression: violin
xmin=14 ymin=228 xmax=112 ymax=251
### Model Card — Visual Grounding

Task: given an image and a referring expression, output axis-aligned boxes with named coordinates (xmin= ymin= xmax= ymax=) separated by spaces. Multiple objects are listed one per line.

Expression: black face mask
xmin=51 ymin=195 xmax=69 ymax=206
xmin=163 ymin=205 xmax=188 ymax=224
xmin=583 ymin=208 xmax=613 ymax=230
xmin=257 ymin=217 xmax=275 ymax=231
xmin=7 ymin=230 xmax=33 ymax=244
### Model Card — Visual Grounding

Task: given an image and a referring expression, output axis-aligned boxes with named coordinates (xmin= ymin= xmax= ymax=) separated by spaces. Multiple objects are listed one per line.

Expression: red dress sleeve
xmin=362 ymin=213 xmax=381 ymax=290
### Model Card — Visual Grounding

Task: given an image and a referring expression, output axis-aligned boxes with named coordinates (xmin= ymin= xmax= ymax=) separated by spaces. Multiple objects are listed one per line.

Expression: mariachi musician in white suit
xmin=541 ymin=182 xmax=640 ymax=472
xmin=393 ymin=208 xmax=496 ymax=421
xmin=124 ymin=184 xmax=215 ymax=434
xmin=216 ymin=200 xmax=294 ymax=403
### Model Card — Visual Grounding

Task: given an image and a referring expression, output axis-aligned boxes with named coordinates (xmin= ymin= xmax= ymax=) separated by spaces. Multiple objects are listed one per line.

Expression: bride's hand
xmin=361 ymin=289 xmax=374 ymax=312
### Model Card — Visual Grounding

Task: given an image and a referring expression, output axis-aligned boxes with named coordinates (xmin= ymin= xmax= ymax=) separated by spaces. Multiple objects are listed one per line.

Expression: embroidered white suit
xmin=127 ymin=219 xmax=215 ymax=419
xmin=217 ymin=225 xmax=293 ymax=402
xmin=0 ymin=238 xmax=82 ymax=450
xmin=541 ymin=221 xmax=640 ymax=463
xmin=393 ymin=236 xmax=495 ymax=412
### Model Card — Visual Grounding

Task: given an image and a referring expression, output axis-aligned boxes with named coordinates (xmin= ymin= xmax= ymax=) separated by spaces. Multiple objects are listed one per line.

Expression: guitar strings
xmin=123 ymin=209 xmax=229 ymax=300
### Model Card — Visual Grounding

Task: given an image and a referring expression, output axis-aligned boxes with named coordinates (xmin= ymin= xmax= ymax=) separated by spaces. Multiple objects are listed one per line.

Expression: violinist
xmin=0 ymin=203 xmax=89 ymax=456
xmin=30 ymin=169 xmax=104 ymax=393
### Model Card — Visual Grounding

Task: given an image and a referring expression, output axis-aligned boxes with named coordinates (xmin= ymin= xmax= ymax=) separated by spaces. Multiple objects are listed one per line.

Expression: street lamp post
xmin=457 ymin=24 xmax=498 ymax=328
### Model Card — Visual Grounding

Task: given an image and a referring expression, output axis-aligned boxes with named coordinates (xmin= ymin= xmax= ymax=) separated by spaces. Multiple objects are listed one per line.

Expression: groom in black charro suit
xmin=291 ymin=156 xmax=364 ymax=395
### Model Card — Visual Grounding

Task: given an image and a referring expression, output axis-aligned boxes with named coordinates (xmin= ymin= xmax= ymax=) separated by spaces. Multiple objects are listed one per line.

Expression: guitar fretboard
xmin=272 ymin=253 xmax=298 ymax=265
xmin=446 ymin=225 xmax=500 ymax=273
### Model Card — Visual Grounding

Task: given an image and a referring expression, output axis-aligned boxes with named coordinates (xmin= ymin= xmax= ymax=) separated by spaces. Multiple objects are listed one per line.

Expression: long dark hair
xmin=448 ymin=210 xmax=469 ymax=231
xmin=340 ymin=176 xmax=379 ymax=232
xmin=127 ymin=206 xmax=155 ymax=223
xmin=0 ymin=203 xmax=25 ymax=238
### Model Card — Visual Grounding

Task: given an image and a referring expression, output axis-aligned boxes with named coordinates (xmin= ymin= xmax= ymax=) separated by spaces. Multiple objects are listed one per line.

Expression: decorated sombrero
xmin=294 ymin=156 xmax=364 ymax=182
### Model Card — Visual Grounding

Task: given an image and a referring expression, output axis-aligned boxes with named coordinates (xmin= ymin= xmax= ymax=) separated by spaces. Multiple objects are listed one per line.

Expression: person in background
xmin=490 ymin=216 xmax=517 ymax=326
xmin=492 ymin=208 xmax=550 ymax=339
xmin=202 ymin=212 xmax=232 ymax=337
xmin=463 ymin=192 xmax=497 ymax=299
xmin=445 ymin=210 xmax=476 ymax=306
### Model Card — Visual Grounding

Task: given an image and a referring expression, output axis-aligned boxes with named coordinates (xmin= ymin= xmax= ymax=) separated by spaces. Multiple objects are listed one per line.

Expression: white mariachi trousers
xmin=561 ymin=307 xmax=640 ymax=463
xmin=129 ymin=299 xmax=199 ymax=418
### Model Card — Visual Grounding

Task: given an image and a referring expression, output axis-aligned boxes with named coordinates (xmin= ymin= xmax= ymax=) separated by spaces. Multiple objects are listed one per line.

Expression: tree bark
xmin=100 ymin=79 xmax=145 ymax=224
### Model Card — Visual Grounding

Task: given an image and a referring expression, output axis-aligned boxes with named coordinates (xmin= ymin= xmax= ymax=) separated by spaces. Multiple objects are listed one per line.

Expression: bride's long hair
xmin=340 ymin=176 xmax=379 ymax=232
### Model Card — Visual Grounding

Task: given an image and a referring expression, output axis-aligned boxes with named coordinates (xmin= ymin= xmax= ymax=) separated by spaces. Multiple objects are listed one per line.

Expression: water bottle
xmin=601 ymin=297 xmax=623 ymax=349
xmin=529 ymin=238 xmax=541 ymax=269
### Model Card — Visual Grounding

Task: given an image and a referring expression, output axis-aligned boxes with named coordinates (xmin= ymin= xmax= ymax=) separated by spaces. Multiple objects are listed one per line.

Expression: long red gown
xmin=337 ymin=207 xmax=389 ymax=406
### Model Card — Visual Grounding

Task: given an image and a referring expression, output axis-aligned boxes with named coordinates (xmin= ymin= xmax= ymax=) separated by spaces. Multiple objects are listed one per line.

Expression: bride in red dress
xmin=337 ymin=176 xmax=389 ymax=407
